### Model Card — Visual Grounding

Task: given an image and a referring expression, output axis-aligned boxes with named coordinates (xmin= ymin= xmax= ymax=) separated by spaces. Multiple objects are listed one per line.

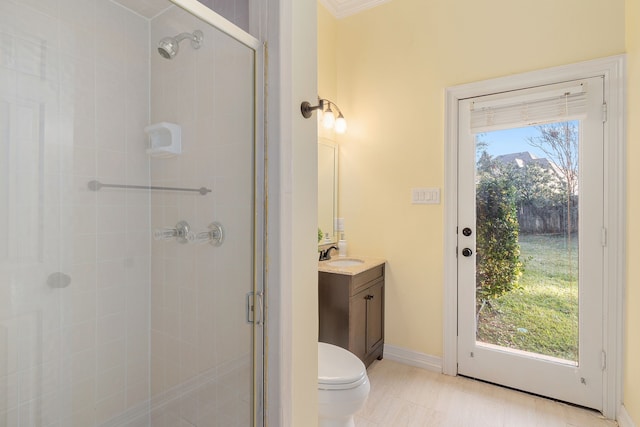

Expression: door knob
xmin=462 ymin=248 xmax=473 ymax=257
xmin=462 ymin=227 xmax=472 ymax=236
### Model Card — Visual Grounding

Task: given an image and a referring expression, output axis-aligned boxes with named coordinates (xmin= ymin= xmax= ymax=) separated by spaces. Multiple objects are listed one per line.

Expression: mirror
xmin=318 ymin=138 xmax=338 ymax=244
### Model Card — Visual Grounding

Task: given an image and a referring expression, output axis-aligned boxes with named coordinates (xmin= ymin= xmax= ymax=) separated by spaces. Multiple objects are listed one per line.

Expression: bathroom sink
xmin=326 ymin=259 xmax=364 ymax=267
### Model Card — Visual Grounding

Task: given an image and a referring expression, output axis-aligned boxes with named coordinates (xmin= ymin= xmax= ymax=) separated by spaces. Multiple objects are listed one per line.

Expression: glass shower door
xmin=1 ymin=0 xmax=265 ymax=425
xmin=0 ymin=11 xmax=73 ymax=423
xmin=148 ymin=4 xmax=264 ymax=426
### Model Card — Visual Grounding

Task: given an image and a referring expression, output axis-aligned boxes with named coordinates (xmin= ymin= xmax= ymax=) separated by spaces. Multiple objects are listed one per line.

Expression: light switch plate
xmin=412 ymin=187 xmax=440 ymax=204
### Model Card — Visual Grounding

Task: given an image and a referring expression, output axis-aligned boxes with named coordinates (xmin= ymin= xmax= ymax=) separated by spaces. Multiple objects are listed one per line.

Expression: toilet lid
xmin=318 ymin=342 xmax=368 ymax=390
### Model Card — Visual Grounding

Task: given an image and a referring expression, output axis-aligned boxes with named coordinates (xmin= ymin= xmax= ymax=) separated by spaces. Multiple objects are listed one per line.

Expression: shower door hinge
xmin=601 ymin=350 xmax=607 ymax=371
xmin=602 ymin=102 xmax=608 ymax=123
xmin=246 ymin=291 xmax=265 ymax=325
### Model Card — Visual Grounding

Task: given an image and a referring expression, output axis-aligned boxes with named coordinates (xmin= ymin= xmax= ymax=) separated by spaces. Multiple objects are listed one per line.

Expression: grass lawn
xmin=476 ymin=233 xmax=579 ymax=361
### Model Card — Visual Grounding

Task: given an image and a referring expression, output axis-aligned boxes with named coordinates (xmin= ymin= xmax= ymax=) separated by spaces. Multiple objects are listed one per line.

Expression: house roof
xmin=495 ymin=151 xmax=563 ymax=179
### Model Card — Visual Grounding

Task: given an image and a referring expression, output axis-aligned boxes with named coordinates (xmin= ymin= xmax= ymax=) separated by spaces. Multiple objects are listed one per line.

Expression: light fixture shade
xmin=300 ymin=98 xmax=347 ymax=134
xmin=322 ymin=109 xmax=336 ymax=129
xmin=334 ymin=114 xmax=347 ymax=134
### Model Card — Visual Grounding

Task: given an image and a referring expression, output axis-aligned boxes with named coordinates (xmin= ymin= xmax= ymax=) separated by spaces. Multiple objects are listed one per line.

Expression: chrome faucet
xmin=319 ymin=246 xmax=339 ymax=261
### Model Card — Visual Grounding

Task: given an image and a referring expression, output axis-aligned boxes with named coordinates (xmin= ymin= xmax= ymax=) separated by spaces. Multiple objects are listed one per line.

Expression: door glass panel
xmin=475 ymin=121 xmax=579 ymax=364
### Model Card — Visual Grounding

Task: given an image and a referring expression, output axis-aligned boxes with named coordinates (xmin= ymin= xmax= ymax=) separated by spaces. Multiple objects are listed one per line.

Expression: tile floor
xmin=354 ymin=359 xmax=618 ymax=427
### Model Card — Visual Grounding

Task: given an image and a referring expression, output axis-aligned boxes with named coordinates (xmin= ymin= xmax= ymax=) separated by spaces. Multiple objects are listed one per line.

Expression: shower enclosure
xmin=0 ymin=0 xmax=264 ymax=425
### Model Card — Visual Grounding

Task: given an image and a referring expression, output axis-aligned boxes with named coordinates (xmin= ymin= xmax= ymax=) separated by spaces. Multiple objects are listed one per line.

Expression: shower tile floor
xmin=123 ymin=361 xmax=251 ymax=427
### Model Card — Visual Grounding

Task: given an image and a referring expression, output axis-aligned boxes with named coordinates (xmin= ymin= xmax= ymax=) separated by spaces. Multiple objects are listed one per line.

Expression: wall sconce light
xmin=300 ymin=97 xmax=347 ymax=134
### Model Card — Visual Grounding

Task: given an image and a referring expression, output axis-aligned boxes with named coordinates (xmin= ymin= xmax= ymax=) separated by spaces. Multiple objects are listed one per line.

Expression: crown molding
xmin=319 ymin=0 xmax=392 ymax=19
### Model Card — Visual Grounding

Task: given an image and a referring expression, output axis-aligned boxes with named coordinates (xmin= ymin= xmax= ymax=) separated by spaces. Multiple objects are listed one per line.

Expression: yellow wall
xmin=625 ymin=0 xmax=640 ymax=422
xmin=330 ymin=0 xmax=625 ymax=358
xmin=318 ymin=4 xmax=338 ymax=105
xmin=319 ymin=0 xmax=629 ymax=403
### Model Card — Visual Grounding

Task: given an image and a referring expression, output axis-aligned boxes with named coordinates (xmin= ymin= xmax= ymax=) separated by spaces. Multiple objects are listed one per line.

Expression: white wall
xmin=271 ymin=0 xmax=320 ymax=425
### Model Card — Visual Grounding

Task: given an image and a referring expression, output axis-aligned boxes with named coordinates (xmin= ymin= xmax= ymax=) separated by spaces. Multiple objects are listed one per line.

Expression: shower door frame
xmin=169 ymin=1 xmax=266 ymax=425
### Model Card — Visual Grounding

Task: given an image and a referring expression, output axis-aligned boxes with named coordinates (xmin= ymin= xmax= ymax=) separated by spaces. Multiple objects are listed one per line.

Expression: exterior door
xmin=457 ymin=77 xmax=606 ymax=410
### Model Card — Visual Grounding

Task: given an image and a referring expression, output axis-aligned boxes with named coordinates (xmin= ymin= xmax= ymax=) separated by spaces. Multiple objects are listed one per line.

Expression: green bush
xmin=476 ymin=175 xmax=523 ymax=305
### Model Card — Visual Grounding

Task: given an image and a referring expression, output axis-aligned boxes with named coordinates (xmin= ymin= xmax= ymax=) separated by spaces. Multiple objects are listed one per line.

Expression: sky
xmin=477 ymin=120 xmax=579 ymax=160
xmin=478 ymin=126 xmax=548 ymax=159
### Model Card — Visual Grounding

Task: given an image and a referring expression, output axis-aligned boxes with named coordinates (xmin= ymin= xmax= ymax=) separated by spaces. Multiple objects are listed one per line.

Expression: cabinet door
xmin=366 ymin=280 xmax=384 ymax=353
xmin=350 ymin=289 xmax=368 ymax=360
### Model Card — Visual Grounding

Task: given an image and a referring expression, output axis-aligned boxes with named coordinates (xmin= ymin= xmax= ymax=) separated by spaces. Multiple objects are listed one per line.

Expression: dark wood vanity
xmin=318 ymin=260 xmax=385 ymax=367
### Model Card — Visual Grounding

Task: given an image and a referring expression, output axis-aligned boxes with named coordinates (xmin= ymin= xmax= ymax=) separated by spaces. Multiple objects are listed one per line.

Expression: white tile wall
xmin=196 ymin=0 xmax=250 ymax=32
xmin=111 ymin=0 xmax=173 ymax=20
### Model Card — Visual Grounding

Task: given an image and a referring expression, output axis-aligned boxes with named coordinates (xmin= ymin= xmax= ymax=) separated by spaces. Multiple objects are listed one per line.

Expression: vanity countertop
xmin=318 ymin=256 xmax=386 ymax=276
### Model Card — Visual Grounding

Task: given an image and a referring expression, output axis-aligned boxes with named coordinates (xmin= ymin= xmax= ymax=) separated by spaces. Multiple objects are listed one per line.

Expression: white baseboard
xmin=383 ymin=344 xmax=442 ymax=373
xmin=618 ymin=405 xmax=637 ymax=427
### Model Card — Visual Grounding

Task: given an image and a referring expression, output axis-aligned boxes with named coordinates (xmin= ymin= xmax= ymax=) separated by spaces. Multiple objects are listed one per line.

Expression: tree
xmin=476 ymin=146 xmax=566 ymax=234
xmin=526 ymin=123 xmax=579 ymax=201
xmin=527 ymin=122 xmax=578 ymax=280
xmin=503 ymin=162 xmax=563 ymax=209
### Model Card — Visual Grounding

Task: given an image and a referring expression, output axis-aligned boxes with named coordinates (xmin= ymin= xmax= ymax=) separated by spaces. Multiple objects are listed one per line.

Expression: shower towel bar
xmin=88 ymin=180 xmax=211 ymax=195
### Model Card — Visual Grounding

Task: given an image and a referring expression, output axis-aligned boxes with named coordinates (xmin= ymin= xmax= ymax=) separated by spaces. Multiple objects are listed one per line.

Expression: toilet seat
xmin=318 ymin=342 xmax=368 ymax=390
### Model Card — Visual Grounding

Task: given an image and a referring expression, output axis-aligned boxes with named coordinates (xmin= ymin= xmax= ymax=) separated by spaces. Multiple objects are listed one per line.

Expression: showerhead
xmin=157 ymin=30 xmax=203 ymax=60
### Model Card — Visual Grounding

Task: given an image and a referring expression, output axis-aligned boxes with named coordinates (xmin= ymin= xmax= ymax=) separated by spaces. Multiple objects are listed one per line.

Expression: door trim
xmin=443 ymin=55 xmax=626 ymax=419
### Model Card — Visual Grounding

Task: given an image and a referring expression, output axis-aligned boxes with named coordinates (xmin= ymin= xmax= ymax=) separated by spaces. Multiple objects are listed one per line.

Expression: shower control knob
xmin=462 ymin=248 xmax=473 ymax=257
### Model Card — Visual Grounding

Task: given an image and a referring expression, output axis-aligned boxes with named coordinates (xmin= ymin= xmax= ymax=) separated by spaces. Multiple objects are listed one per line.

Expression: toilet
xmin=318 ymin=342 xmax=370 ymax=427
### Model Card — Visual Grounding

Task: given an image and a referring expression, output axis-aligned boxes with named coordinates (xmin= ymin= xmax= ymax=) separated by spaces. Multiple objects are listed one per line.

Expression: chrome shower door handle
xmin=255 ymin=291 xmax=264 ymax=325
xmin=247 ymin=290 xmax=265 ymax=325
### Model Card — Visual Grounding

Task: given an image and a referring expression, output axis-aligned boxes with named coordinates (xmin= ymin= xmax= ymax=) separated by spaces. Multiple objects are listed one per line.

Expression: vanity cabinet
xmin=318 ymin=264 xmax=384 ymax=367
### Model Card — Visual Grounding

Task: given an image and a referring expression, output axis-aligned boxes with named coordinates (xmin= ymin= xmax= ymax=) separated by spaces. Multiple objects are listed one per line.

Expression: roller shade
xmin=469 ymin=81 xmax=588 ymax=133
